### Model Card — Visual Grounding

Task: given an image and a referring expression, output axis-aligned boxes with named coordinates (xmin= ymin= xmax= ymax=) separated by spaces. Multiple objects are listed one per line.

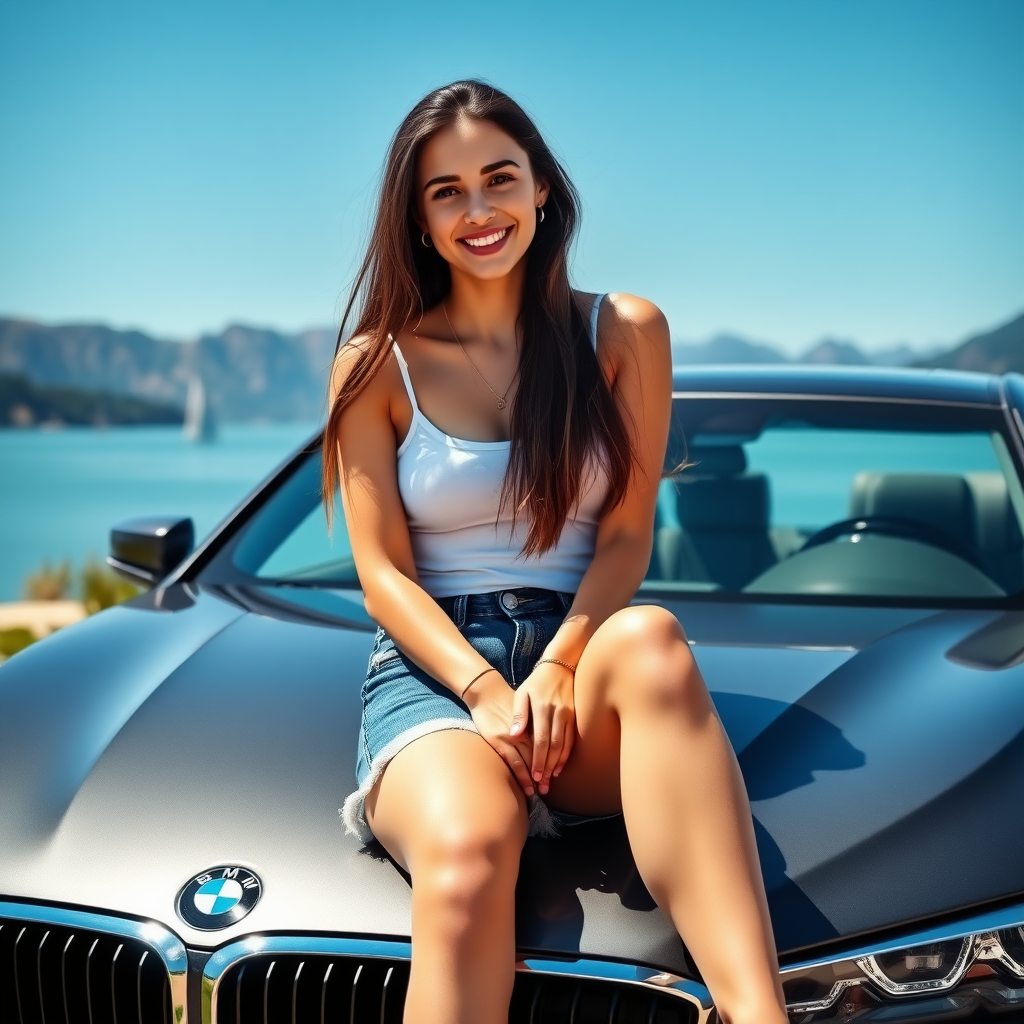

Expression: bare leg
xmin=548 ymin=605 xmax=787 ymax=1024
xmin=365 ymin=729 xmax=529 ymax=1024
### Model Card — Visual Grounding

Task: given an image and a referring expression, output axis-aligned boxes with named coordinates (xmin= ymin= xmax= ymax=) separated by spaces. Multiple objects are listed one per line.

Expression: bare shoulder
xmin=604 ymin=293 xmax=669 ymax=339
xmin=599 ymin=293 xmax=671 ymax=383
xmin=329 ymin=332 xmax=401 ymax=409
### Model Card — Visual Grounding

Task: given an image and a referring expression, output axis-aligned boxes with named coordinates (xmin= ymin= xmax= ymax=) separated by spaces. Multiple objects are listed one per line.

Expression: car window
xmin=641 ymin=399 xmax=1024 ymax=600
xmin=255 ymin=498 xmax=353 ymax=582
xmin=215 ymin=451 xmax=360 ymax=587
xmin=203 ymin=398 xmax=1024 ymax=604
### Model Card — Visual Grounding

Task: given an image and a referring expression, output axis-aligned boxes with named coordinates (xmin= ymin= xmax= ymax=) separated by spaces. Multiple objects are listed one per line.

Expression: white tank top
xmin=393 ymin=294 xmax=610 ymax=598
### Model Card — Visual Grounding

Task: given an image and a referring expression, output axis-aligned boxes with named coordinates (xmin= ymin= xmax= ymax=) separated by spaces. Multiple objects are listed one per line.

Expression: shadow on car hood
xmin=1 ymin=585 xmax=1022 ymax=971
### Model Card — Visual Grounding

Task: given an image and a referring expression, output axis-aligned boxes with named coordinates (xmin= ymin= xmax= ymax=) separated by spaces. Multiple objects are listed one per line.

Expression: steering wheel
xmin=799 ymin=515 xmax=982 ymax=569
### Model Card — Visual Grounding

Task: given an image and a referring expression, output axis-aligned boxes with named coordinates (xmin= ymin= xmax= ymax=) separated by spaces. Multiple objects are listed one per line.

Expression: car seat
xmin=658 ymin=446 xmax=777 ymax=590
xmin=849 ymin=472 xmax=1024 ymax=593
xmin=967 ymin=473 xmax=1023 ymax=593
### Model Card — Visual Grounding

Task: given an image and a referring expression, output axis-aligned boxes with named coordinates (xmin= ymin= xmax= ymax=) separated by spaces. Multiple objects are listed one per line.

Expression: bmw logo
xmin=176 ymin=865 xmax=262 ymax=930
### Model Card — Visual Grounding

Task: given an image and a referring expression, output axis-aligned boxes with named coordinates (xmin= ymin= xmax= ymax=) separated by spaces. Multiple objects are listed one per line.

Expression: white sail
xmin=183 ymin=376 xmax=217 ymax=443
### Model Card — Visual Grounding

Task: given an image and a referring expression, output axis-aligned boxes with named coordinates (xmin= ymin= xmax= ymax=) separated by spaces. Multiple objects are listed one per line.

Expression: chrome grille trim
xmin=0 ymin=899 xmax=188 ymax=1023
xmin=202 ymin=935 xmax=714 ymax=1024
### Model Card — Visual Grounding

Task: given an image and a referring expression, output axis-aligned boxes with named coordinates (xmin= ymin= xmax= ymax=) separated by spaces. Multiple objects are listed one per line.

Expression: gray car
xmin=2 ymin=365 xmax=1024 ymax=1024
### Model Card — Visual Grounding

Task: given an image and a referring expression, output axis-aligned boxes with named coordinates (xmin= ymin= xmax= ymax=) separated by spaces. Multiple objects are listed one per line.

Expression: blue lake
xmin=0 ymin=424 xmax=318 ymax=600
xmin=0 ymin=423 xmax=1003 ymax=601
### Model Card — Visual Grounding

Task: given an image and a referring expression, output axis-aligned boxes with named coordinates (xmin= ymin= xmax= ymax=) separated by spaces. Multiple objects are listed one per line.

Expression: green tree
xmin=23 ymin=561 xmax=72 ymax=601
xmin=81 ymin=557 xmax=140 ymax=614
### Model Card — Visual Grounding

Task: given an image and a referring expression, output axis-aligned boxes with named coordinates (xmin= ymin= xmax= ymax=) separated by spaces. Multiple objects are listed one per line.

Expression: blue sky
xmin=0 ymin=0 xmax=1021 ymax=355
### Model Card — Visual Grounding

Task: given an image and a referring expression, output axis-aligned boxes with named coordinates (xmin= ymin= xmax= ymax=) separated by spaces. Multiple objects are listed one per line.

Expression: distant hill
xmin=1 ymin=307 xmax=1019 ymax=427
xmin=673 ymin=333 xmax=894 ymax=366
xmin=914 ymin=311 xmax=1024 ymax=375
xmin=1 ymin=373 xmax=183 ymax=427
xmin=801 ymin=338 xmax=871 ymax=365
xmin=0 ymin=319 xmax=336 ymax=423
xmin=674 ymin=309 xmax=1023 ymax=373
xmin=672 ymin=334 xmax=787 ymax=365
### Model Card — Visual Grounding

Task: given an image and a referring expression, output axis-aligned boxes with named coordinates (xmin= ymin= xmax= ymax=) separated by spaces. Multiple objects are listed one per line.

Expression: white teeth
xmin=463 ymin=228 xmax=508 ymax=248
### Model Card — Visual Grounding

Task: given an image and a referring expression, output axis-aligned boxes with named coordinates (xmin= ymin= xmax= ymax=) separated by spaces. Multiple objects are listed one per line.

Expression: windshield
xmin=197 ymin=397 xmax=1024 ymax=604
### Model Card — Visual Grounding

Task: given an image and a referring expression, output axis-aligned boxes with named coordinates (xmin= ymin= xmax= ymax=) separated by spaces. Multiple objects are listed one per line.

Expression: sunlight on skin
xmin=334 ymin=111 xmax=788 ymax=1024
xmin=398 ymin=117 xmax=550 ymax=446
xmin=416 ymin=116 xmax=548 ymax=292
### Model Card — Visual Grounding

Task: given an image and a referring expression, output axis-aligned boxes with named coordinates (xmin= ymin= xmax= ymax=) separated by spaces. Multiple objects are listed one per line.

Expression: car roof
xmin=671 ymin=365 xmax=1003 ymax=406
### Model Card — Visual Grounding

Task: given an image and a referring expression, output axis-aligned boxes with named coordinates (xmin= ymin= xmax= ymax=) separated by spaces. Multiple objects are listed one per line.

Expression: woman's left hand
xmin=511 ymin=661 xmax=576 ymax=795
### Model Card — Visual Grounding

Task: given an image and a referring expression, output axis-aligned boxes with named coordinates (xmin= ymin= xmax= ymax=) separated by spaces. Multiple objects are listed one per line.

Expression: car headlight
xmin=782 ymin=923 xmax=1024 ymax=1022
xmin=857 ymin=936 xmax=973 ymax=995
xmin=997 ymin=925 xmax=1024 ymax=973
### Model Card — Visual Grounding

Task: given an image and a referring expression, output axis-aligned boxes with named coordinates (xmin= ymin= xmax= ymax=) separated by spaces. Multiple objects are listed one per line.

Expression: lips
xmin=457 ymin=225 xmax=513 ymax=256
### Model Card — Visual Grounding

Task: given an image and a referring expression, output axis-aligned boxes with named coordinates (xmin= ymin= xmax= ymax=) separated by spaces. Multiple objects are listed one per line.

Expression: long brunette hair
xmin=322 ymin=80 xmax=635 ymax=555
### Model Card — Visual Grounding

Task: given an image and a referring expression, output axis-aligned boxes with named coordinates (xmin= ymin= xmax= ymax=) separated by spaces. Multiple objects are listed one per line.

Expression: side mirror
xmin=108 ymin=516 xmax=195 ymax=587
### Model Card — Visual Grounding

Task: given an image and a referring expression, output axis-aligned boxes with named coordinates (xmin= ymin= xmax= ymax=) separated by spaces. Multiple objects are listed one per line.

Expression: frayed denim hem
xmin=339 ymin=718 xmax=559 ymax=843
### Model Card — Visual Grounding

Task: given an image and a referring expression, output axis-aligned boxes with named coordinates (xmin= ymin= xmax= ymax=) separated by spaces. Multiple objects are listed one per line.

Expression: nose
xmin=464 ymin=189 xmax=496 ymax=226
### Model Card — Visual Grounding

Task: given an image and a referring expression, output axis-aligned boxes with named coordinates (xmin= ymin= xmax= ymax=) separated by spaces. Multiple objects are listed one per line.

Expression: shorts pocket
xmin=369 ymin=645 xmax=401 ymax=671
xmin=362 ymin=635 xmax=404 ymax=702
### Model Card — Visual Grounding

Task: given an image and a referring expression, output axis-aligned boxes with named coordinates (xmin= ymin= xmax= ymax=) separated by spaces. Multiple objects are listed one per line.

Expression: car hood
xmin=1 ymin=586 xmax=1022 ymax=973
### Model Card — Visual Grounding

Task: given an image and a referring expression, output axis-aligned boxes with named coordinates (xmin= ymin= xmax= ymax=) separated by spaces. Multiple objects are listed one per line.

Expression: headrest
xmin=849 ymin=473 xmax=974 ymax=542
xmin=686 ymin=445 xmax=747 ymax=477
xmin=967 ymin=472 xmax=1023 ymax=551
xmin=676 ymin=474 xmax=770 ymax=531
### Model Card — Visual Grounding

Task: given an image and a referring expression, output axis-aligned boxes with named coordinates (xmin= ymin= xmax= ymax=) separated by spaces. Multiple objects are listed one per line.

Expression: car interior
xmin=646 ymin=444 xmax=1024 ymax=596
xmin=211 ymin=400 xmax=1024 ymax=603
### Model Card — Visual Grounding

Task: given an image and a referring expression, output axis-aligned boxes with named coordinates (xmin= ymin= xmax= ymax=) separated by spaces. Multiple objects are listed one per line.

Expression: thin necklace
xmin=443 ymin=301 xmax=517 ymax=411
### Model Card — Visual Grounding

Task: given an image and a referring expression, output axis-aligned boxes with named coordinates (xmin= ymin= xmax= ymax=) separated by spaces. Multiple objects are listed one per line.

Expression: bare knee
xmin=600 ymin=606 xmax=709 ymax=716
xmin=411 ymin=811 xmax=526 ymax=920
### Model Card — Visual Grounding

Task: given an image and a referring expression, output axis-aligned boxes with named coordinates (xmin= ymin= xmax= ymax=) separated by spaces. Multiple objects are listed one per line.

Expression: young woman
xmin=324 ymin=81 xmax=787 ymax=1024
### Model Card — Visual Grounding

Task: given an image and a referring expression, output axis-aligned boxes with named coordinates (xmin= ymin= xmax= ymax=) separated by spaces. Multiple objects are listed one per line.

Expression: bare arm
xmin=512 ymin=294 xmax=673 ymax=788
xmin=330 ymin=342 xmax=536 ymax=793
xmin=556 ymin=294 xmax=672 ymax=645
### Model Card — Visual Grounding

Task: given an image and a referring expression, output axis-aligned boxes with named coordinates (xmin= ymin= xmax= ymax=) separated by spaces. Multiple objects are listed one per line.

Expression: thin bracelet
xmin=460 ymin=666 xmax=499 ymax=701
xmin=536 ymin=657 xmax=576 ymax=674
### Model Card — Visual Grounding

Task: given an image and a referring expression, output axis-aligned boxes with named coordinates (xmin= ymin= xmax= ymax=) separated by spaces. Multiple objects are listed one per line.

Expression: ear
xmin=535 ymin=178 xmax=550 ymax=209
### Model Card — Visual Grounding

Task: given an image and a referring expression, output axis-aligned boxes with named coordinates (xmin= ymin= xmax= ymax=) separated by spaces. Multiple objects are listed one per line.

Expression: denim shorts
xmin=340 ymin=587 xmax=613 ymax=843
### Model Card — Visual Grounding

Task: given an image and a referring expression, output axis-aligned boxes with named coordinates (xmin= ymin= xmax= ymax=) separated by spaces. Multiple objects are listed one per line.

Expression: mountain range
xmin=0 ymin=320 xmax=336 ymax=424
xmin=0 ymin=309 xmax=1020 ymax=426
xmin=672 ymin=310 xmax=1023 ymax=372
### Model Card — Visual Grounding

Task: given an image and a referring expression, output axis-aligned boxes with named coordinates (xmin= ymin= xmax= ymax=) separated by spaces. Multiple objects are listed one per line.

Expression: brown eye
xmin=489 ymin=173 xmax=515 ymax=187
xmin=432 ymin=186 xmax=460 ymax=200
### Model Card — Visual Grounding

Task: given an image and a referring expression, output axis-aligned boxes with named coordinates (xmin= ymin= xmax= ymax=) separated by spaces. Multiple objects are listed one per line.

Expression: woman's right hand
xmin=463 ymin=672 xmax=536 ymax=796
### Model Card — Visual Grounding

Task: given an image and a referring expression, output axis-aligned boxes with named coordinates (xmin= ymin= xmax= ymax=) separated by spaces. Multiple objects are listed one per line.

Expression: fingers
xmin=500 ymin=739 xmax=535 ymax=796
xmin=552 ymin=710 xmax=576 ymax=780
xmin=542 ymin=706 xmax=571 ymax=786
xmin=468 ymin=689 xmax=535 ymax=796
xmin=510 ymin=685 xmax=530 ymax=738
xmin=508 ymin=688 xmax=537 ymax=795
xmin=530 ymin=697 xmax=551 ymax=790
xmin=530 ymin=701 xmax=577 ymax=795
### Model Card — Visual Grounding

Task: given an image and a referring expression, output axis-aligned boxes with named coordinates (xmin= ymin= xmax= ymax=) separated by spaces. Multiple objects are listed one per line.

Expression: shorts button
xmin=501 ymin=592 xmax=519 ymax=610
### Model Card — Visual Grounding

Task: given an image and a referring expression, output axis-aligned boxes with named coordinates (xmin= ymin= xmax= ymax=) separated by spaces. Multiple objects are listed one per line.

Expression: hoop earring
xmin=421 ymin=232 xmax=433 ymax=248
xmin=538 ymin=206 xmax=545 ymax=224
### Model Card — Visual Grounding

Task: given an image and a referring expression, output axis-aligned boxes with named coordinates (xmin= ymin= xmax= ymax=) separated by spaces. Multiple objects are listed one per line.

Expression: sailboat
xmin=183 ymin=376 xmax=217 ymax=443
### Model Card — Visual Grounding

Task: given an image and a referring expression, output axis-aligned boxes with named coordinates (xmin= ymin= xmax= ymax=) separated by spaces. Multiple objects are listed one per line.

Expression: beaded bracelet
xmin=535 ymin=657 xmax=577 ymax=674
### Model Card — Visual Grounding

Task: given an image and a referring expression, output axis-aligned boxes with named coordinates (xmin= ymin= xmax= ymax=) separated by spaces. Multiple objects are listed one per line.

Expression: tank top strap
xmin=590 ymin=293 xmax=606 ymax=351
xmin=390 ymin=337 xmax=421 ymax=414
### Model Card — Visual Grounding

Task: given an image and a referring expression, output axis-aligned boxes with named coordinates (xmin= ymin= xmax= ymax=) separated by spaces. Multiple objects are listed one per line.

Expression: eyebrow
xmin=423 ymin=159 xmax=521 ymax=192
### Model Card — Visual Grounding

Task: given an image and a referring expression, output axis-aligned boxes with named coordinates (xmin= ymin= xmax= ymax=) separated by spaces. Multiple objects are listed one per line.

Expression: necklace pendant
xmin=496 ymin=397 xmax=506 ymax=410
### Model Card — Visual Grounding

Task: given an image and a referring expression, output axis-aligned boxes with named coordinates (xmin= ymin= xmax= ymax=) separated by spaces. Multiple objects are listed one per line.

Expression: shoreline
xmin=0 ymin=600 xmax=87 ymax=639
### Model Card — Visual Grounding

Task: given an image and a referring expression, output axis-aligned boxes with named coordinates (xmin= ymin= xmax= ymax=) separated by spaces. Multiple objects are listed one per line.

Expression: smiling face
xmin=415 ymin=116 xmax=549 ymax=281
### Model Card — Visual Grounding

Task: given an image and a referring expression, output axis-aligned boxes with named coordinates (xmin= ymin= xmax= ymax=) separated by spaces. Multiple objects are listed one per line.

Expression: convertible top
xmin=672 ymin=364 xmax=1006 ymax=406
